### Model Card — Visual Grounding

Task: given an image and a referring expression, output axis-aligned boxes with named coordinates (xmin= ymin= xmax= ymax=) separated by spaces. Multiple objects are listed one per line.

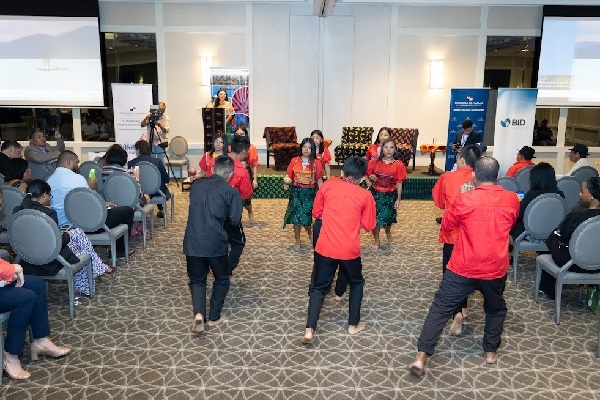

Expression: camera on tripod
xmin=148 ymin=105 xmax=164 ymax=123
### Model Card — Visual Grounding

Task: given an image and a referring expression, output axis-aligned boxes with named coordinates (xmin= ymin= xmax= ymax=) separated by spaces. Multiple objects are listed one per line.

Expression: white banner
xmin=111 ymin=83 xmax=153 ymax=159
xmin=493 ymin=88 xmax=538 ymax=176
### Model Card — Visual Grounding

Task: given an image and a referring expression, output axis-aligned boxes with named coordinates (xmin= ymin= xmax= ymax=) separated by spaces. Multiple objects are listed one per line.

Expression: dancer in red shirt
xmin=233 ymin=124 xmax=259 ymax=223
xmin=365 ymin=127 xmax=391 ymax=161
xmin=284 ymin=138 xmax=324 ymax=251
xmin=410 ymin=157 xmax=519 ymax=376
xmin=366 ymin=139 xmax=407 ymax=249
xmin=310 ymin=130 xmax=332 ymax=178
xmin=301 ymin=156 xmax=376 ymax=344
xmin=199 ymin=133 xmax=228 ymax=178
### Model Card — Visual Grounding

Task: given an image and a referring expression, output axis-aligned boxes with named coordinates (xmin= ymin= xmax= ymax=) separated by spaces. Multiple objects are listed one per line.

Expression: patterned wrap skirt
xmin=283 ymin=185 xmax=317 ymax=228
xmin=370 ymin=188 xmax=397 ymax=227
xmin=243 ymin=165 xmax=253 ymax=207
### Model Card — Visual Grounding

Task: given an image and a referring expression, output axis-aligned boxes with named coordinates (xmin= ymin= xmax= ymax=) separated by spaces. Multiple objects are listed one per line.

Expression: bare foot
xmin=461 ymin=308 xmax=468 ymax=319
xmin=248 ymin=213 xmax=255 ymax=224
xmin=191 ymin=313 xmax=204 ymax=334
xmin=207 ymin=315 xmax=229 ymax=327
xmin=301 ymin=328 xmax=315 ymax=344
xmin=334 ymin=293 xmax=345 ymax=302
xmin=293 ymin=243 xmax=301 ymax=252
xmin=409 ymin=351 xmax=427 ymax=377
xmin=484 ymin=351 xmax=498 ymax=364
xmin=449 ymin=312 xmax=464 ymax=336
xmin=230 ymin=274 xmax=237 ymax=283
xmin=372 ymin=241 xmax=380 ymax=250
xmin=386 ymin=232 xmax=393 ymax=245
xmin=348 ymin=323 xmax=366 ymax=335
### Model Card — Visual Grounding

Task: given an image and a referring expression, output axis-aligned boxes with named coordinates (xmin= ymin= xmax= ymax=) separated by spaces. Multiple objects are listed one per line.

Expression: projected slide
xmin=537 ymin=18 xmax=600 ymax=107
xmin=0 ymin=16 xmax=104 ymax=107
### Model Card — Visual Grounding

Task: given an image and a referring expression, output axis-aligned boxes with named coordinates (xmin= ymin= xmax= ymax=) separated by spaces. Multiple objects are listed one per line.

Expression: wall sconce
xmin=429 ymin=59 xmax=443 ymax=89
xmin=201 ymin=56 xmax=214 ymax=86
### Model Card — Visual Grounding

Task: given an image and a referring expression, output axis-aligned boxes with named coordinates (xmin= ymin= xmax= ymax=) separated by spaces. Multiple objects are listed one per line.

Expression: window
xmin=0 ymin=108 xmax=73 ymax=142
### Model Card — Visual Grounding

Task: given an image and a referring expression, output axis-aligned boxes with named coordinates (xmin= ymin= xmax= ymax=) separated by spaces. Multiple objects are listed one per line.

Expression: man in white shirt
xmin=140 ymin=101 xmax=170 ymax=158
xmin=567 ymin=143 xmax=593 ymax=176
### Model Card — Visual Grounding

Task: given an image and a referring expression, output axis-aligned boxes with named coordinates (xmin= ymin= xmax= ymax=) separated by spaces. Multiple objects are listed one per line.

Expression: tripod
xmin=149 ymin=121 xmax=179 ymax=187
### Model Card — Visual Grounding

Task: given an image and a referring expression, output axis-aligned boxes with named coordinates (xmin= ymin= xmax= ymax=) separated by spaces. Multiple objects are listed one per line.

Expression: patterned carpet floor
xmin=2 ymin=184 xmax=600 ymax=399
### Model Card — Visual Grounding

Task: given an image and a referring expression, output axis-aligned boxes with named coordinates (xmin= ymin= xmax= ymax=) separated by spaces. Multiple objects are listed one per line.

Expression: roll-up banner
xmin=444 ymin=88 xmax=490 ymax=171
xmin=111 ymin=83 xmax=153 ymax=159
xmin=493 ymin=88 xmax=538 ymax=176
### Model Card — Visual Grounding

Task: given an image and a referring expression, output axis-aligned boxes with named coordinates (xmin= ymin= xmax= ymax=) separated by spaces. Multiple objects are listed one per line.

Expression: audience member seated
xmin=81 ymin=116 xmax=100 ymax=141
xmin=24 ymin=129 xmax=65 ymax=172
xmin=567 ymin=143 xmax=592 ymax=175
xmin=0 ymin=140 xmax=23 ymax=176
xmin=505 ymin=146 xmax=535 ymax=177
xmin=3 ymin=158 xmax=31 ymax=192
xmin=14 ymin=180 xmax=112 ymax=295
xmin=127 ymin=139 xmax=171 ymax=219
xmin=96 ymin=144 xmax=123 ymax=167
xmin=539 ymin=177 xmax=600 ymax=299
xmin=102 ymin=146 xmax=148 ymax=207
xmin=0 ymin=259 xmax=70 ymax=381
xmin=510 ymin=162 xmax=564 ymax=240
xmin=47 ymin=151 xmax=135 ymax=259
xmin=535 ymin=119 xmax=556 ymax=146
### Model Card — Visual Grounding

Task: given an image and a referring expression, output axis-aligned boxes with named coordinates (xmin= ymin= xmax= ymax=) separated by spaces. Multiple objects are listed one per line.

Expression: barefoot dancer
xmin=183 ymin=155 xmax=242 ymax=333
xmin=301 ymin=156 xmax=376 ymax=344
xmin=233 ymin=124 xmax=259 ymax=223
xmin=366 ymin=139 xmax=406 ymax=249
xmin=310 ymin=130 xmax=332 ymax=178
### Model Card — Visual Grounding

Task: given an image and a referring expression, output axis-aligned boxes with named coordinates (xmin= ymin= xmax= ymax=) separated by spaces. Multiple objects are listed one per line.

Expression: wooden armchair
xmin=334 ymin=127 xmax=374 ymax=163
xmin=263 ymin=127 xmax=301 ymax=170
xmin=390 ymin=128 xmax=419 ymax=171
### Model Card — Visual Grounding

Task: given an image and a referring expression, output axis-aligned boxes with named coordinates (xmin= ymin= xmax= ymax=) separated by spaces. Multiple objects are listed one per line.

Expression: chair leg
xmin=141 ymin=217 xmax=147 ymax=249
xmin=162 ymin=200 xmax=167 ymax=228
xmin=67 ymin=275 xmax=75 ymax=319
xmin=555 ymin=277 xmax=564 ymax=325
xmin=170 ymin=193 xmax=175 ymax=221
xmin=578 ymin=285 xmax=584 ymax=303
xmin=534 ymin=264 xmax=542 ymax=302
xmin=111 ymin=240 xmax=117 ymax=269
xmin=124 ymin=234 xmax=130 ymax=263
xmin=87 ymin=260 xmax=94 ymax=298
xmin=512 ymin=246 xmax=519 ymax=286
xmin=150 ymin=213 xmax=154 ymax=239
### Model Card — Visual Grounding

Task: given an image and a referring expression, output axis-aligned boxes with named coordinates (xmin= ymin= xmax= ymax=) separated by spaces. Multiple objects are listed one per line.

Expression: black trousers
xmin=417 ymin=270 xmax=507 ymax=355
xmin=97 ymin=206 xmax=134 ymax=252
xmin=442 ymin=243 xmax=467 ymax=316
xmin=225 ymin=222 xmax=245 ymax=271
xmin=308 ymin=219 xmax=347 ymax=297
xmin=186 ymin=255 xmax=230 ymax=322
xmin=306 ymin=252 xmax=364 ymax=329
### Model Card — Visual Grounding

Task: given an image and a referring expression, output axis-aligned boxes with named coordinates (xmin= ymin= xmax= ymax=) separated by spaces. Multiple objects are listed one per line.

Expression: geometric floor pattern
xmin=2 ymin=183 xmax=600 ymax=399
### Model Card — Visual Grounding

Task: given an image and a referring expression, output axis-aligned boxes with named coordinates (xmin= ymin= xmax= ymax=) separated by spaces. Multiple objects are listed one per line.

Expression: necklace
xmin=301 ymin=157 xmax=310 ymax=168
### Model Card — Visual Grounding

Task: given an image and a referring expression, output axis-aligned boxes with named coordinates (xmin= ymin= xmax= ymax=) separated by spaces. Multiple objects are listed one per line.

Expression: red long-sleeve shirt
xmin=442 ymin=185 xmax=519 ymax=280
xmin=199 ymin=152 xmax=216 ymax=177
xmin=229 ymin=159 xmax=253 ymax=200
xmin=313 ymin=178 xmax=376 ymax=260
xmin=0 ymin=259 xmax=15 ymax=281
xmin=432 ymin=166 xmax=473 ymax=244
xmin=505 ymin=159 xmax=535 ymax=177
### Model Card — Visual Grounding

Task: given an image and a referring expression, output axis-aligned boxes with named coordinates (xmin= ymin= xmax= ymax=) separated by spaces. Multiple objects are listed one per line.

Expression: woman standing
xmin=199 ymin=133 xmax=228 ymax=178
xmin=365 ymin=127 xmax=391 ymax=161
xmin=234 ymin=124 xmax=258 ymax=223
xmin=310 ymin=130 xmax=332 ymax=178
xmin=367 ymin=138 xmax=407 ymax=249
xmin=283 ymin=138 xmax=324 ymax=251
xmin=209 ymin=88 xmax=235 ymax=140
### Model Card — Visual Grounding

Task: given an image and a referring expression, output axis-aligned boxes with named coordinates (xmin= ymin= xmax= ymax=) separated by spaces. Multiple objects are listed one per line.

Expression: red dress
xmin=367 ymin=158 xmax=407 ymax=193
xmin=365 ymin=144 xmax=381 ymax=161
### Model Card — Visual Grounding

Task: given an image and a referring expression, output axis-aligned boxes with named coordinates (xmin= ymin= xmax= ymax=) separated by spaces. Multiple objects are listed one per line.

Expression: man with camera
xmin=140 ymin=101 xmax=170 ymax=158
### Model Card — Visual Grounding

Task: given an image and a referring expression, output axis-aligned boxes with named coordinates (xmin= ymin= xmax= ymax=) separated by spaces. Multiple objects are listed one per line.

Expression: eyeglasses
xmin=45 ymin=193 xmax=53 ymax=200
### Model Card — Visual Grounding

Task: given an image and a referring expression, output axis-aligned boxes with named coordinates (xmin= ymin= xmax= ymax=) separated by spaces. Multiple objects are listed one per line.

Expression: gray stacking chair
xmin=514 ymin=165 xmax=534 ymax=194
xmin=557 ymin=176 xmax=581 ymax=213
xmin=0 ymin=186 xmax=25 ymax=245
xmin=64 ymin=187 xmax=129 ymax=269
xmin=8 ymin=210 xmax=93 ymax=319
xmin=509 ymin=193 xmax=566 ymax=286
xmin=78 ymin=160 xmax=103 ymax=194
xmin=497 ymin=176 xmax=520 ymax=192
xmin=103 ymin=172 xmax=154 ymax=249
xmin=535 ymin=216 xmax=600 ymax=325
xmin=137 ymin=161 xmax=174 ymax=228
xmin=165 ymin=136 xmax=189 ymax=179
xmin=28 ymin=162 xmax=53 ymax=181
xmin=570 ymin=166 xmax=599 ymax=185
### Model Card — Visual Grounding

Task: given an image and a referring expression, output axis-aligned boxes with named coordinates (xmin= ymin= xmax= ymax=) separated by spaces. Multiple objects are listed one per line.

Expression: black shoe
xmin=435 ymin=217 xmax=442 ymax=224
xmin=157 ymin=210 xmax=165 ymax=219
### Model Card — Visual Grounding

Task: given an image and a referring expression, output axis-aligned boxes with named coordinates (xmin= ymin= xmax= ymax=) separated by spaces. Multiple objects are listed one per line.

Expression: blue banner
xmin=444 ymin=88 xmax=490 ymax=171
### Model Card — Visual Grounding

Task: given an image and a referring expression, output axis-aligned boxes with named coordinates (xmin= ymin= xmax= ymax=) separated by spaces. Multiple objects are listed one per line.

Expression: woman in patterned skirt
xmin=234 ymin=124 xmax=259 ymax=223
xmin=367 ymin=138 xmax=407 ymax=249
xmin=365 ymin=127 xmax=391 ymax=161
xmin=283 ymin=138 xmax=324 ymax=251
xmin=310 ymin=130 xmax=332 ymax=178
xmin=199 ymin=133 xmax=228 ymax=178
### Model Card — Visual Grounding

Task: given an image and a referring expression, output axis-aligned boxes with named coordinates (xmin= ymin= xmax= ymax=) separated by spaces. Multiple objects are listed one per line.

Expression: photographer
xmin=140 ymin=101 xmax=170 ymax=158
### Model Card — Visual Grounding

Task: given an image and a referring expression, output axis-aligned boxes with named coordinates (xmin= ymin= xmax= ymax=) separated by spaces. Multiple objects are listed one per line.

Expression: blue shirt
xmin=46 ymin=167 xmax=88 ymax=226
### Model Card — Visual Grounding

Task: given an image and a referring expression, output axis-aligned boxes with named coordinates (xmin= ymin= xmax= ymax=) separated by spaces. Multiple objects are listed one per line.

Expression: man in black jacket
xmin=0 ymin=140 xmax=23 ymax=176
xmin=183 ymin=155 xmax=242 ymax=334
xmin=452 ymin=120 xmax=482 ymax=151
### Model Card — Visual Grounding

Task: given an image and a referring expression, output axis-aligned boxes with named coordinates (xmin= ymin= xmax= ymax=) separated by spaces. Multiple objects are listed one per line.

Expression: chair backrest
xmin=496 ymin=176 xmax=520 ymax=192
xmin=341 ymin=127 xmax=373 ymax=144
xmin=556 ymin=176 xmax=581 ymax=212
xmin=28 ymin=162 xmax=52 ymax=181
xmin=390 ymin=128 xmax=419 ymax=167
xmin=78 ymin=161 xmax=103 ymax=192
xmin=264 ymin=127 xmax=297 ymax=147
xmin=8 ymin=209 xmax=61 ymax=265
xmin=570 ymin=166 xmax=599 ymax=185
xmin=0 ymin=186 xmax=25 ymax=229
xmin=523 ymin=193 xmax=566 ymax=241
xmin=169 ymin=136 xmax=188 ymax=157
xmin=514 ymin=165 xmax=534 ymax=193
xmin=569 ymin=215 xmax=600 ymax=270
xmin=137 ymin=161 xmax=161 ymax=195
xmin=64 ymin=187 xmax=108 ymax=232
xmin=103 ymin=172 xmax=139 ymax=208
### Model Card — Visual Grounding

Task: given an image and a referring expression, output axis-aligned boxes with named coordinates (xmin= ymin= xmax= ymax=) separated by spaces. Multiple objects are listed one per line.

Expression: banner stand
xmin=111 ymin=83 xmax=153 ymax=160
